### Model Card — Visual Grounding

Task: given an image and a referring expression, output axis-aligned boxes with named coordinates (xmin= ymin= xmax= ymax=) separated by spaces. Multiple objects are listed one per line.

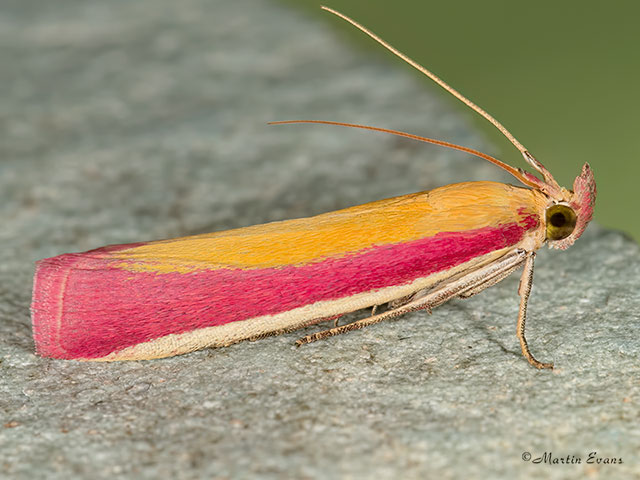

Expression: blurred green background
xmin=281 ymin=0 xmax=639 ymax=242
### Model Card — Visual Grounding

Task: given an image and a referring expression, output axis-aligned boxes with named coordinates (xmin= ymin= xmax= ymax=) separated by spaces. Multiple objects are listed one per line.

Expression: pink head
xmin=546 ymin=163 xmax=597 ymax=250
xmin=509 ymin=152 xmax=595 ymax=250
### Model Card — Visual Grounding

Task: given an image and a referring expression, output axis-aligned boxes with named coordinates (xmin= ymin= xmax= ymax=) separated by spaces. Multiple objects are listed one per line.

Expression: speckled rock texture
xmin=1 ymin=1 xmax=638 ymax=479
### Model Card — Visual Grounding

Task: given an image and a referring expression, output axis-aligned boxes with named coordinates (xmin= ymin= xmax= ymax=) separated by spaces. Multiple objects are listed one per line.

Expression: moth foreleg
xmin=516 ymin=251 xmax=553 ymax=369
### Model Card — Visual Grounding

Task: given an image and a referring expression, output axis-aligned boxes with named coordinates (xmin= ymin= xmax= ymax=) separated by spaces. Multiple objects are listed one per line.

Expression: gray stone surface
xmin=1 ymin=1 xmax=638 ymax=479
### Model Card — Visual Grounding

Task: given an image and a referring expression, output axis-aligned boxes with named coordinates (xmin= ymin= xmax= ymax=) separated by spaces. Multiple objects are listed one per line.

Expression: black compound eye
xmin=545 ymin=204 xmax=577 ymax=241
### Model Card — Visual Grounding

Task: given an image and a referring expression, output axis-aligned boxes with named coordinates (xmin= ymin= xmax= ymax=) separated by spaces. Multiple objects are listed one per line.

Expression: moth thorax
xmin=545 ymin=204 xmax=577 ymax=241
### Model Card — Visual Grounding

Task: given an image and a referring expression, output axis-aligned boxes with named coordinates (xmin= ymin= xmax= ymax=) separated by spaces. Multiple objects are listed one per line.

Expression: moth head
xmin=545 ymin=163 xmax=596 ymax=250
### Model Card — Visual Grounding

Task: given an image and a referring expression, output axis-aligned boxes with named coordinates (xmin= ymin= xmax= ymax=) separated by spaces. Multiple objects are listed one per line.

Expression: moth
xmin=31 ymin=7 xmax=595 ymax=368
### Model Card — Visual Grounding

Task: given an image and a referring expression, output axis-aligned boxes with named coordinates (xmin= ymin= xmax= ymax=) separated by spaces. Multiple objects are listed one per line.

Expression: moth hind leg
xmin=333 ymin=299 xmax=407 ymax=328
xmin=333 ymin=303 xmax=381 ymax=327
xmin=296 ymin=250 xmax=528 ymax=347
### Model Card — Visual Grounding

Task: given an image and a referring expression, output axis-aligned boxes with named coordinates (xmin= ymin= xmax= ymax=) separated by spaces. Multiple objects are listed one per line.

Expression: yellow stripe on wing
xmin=110 ymin=182 xmax=547 ymax=273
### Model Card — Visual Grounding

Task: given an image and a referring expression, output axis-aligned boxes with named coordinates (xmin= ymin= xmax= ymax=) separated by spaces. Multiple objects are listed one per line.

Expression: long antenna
xmin=269 ymin=120 xmax=540 ymax=188
xmin=320 ymin=6 xmax=563 ymax=191
xmin=321 ymin=6 xmax=527 ymax=154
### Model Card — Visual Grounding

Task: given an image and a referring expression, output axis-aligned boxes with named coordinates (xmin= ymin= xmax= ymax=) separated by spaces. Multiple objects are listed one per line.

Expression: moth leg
xmin=335 ymin=304 xmax=379 ymax=327
xmin=296 ymin=250 xmax=527 ymax=346
xmin=388 ymin=292 xmax=419 ymax=309
xmin=332 ymin=314 xmax=344 ymax=328
xmin=458 ymin=262 xmax=521 ymax=298
xmin=517 ymin=251 xmax=553 ymax=369
xmin=394 ymin=260 xmax=519 ymax=306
